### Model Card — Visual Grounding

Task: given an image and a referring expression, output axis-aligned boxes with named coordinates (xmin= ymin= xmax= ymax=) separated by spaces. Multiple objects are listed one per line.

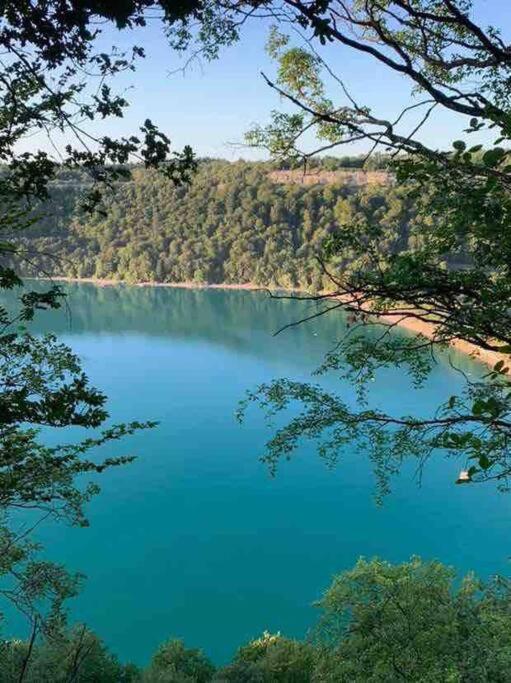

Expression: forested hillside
xmin=18 ymin=160 xmax=414 ymax=291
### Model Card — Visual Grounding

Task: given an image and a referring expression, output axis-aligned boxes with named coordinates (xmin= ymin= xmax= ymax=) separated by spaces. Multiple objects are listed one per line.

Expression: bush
xmin=214 ymin=632 xmax=315 ymax=682
xmin=144 ymin=639 xmax=215 ymax=682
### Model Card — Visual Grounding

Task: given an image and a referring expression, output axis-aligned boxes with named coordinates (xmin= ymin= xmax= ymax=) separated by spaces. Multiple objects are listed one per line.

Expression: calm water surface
xmin=7 ymin=284 xmax=511 ymax=665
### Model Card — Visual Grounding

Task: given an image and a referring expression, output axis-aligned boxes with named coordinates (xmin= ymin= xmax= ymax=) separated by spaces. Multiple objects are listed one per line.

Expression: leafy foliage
xmin=217 ymin=632 xmax=315 ymax=682
xmin=0 ymin=0 xmax=218 ymax=642
xmin=313 ymin=557 xmax=511 ymax=682
xmin=145 ymin=639 xmax=216 ymax=682
xmin=0 ymin=625 xmax=139 ymax=682
xmin=14 ymin=160 xmax=401 ymax=290
xmin=2 ymin=557 xmax=511 ymax=681
xmin=213 ymin=1 xmax=511 ymax=490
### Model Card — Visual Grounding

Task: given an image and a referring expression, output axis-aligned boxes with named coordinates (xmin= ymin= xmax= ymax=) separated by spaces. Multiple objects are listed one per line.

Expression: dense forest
xmin=17 ymin=159 xmax=415 ymax=291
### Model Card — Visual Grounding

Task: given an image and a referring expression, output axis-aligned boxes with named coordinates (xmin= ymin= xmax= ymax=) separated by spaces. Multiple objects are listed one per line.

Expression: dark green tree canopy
xmin=12 ymin=159 xmax=399 ymax=289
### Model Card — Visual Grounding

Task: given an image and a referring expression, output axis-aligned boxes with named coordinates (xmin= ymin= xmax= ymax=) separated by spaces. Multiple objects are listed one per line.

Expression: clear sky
xmin=33 ymin=0 xmax=511 ymax=161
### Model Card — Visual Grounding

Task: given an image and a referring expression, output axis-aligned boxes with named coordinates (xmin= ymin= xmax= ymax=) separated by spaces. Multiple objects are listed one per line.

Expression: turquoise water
xmin=7 ymin=284 xmax=511 ymax=665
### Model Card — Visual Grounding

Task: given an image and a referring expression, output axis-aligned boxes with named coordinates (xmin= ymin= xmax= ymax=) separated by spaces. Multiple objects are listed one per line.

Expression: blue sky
xmin=35 ymin=1 xmax=511 ymax=160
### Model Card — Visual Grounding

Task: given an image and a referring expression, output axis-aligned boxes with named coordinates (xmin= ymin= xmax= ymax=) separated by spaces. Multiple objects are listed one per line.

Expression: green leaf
xmin=482 ymin=147 xmax=506 ymax=167
xmin=479 ymin=454 xmax=491 ymax=470
xmin=472 ymin=400 xmax=484 ymax=416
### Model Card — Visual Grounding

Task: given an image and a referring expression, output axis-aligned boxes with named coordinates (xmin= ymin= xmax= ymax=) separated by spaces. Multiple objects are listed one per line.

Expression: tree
xmin=2 ymin=558 xmax=511 ymax=682
xmin=0 ymin=624 xmax=141 ymax=682
xmin=15 ymin=160 xmax=398 ymax=291
xmin=215 ymin=631 xmax=315 ymax=682
xmin=313 ymin=556 xmax=511 ymax=681
xmin=0 ymin=0 xmax=236 ymax=652
xmin=144 ymin=639 xmax=215 ymax=682
xmin=224 ymin=1 xmax=511 ymax=494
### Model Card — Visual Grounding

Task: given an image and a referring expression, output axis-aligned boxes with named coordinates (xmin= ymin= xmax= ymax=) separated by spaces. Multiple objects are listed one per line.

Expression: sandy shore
xmin=46 ymin=276 xmax=506 ymax=369
xmin=386 ymin=314 xmax=507 ymax=369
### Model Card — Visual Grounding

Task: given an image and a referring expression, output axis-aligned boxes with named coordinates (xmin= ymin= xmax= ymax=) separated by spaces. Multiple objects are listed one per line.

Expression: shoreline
xmin=44 ymin=275 xmax=504 ymax=369
xmin=46 ymin=276 xmax=271 ymax=291
xmin=385 ymin=314 xmax=507 ymax=370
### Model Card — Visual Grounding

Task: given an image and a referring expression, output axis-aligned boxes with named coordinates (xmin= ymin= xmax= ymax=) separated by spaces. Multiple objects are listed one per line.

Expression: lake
xmin=6 ymin=283 xmax=511 ymax=666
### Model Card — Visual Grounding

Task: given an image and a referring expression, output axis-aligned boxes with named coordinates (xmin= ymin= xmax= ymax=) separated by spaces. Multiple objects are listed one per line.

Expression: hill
xmin=16 ymin=160 xmax=411 ymax=291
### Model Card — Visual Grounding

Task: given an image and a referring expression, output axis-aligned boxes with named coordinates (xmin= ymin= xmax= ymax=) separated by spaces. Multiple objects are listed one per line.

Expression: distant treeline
xmin=16 ymin=158 xmax=414 ymax=291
